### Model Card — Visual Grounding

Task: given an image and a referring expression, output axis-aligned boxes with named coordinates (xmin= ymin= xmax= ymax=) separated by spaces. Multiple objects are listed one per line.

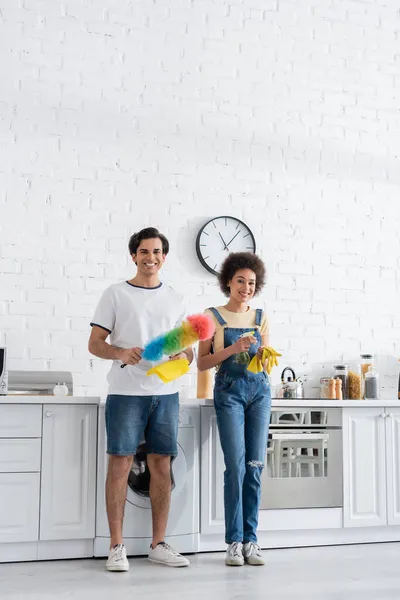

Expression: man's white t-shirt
xmin=90 ymin=281 xmax=186 ymax=396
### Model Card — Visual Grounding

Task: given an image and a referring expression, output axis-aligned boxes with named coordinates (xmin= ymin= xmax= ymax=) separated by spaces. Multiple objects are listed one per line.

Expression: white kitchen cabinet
xmin=0 ymin=473 xmax=40 ymax=543
xmin=343 ymin=407 xmax=400 ymax=528
xmin=200 ymin=406 xmax=225 ymax=534
xmin=385 ymin=408 xmax=400 ymax=526
xmin=40 ymin=404 xmax=97 ymax=541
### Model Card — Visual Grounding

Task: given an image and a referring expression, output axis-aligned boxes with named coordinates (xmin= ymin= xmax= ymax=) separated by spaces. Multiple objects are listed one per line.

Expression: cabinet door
xmin=0 ymin=473 xmax=40 ymax=542
xmin=40 ymin=405 xmax=97 ymax=540
xmin=200 ymin=407 xmax=225 ymax=534
xmin=386 ymin=408 xmax=400 ymax=526
xmin=343 ymin=408 xmax=387 ymax=527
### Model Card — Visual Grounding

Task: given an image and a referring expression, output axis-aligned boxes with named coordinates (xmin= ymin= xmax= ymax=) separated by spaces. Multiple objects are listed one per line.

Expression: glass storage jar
xmin=365 ymin=365 xmax=379 ymax=400
xmin=348 ymin=365 xmax=362 ymax=399
xmin=320 ymin=377 xmax=336 ymax=399
xmin=361 ymin=354 xmax=375 ymax=377
xmin=361 ymin=354 xmax=375 ymax=398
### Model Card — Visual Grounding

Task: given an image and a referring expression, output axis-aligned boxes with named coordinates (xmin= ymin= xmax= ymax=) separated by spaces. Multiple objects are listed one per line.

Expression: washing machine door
xmin=126 ymin=441 xmax=187 ymax=510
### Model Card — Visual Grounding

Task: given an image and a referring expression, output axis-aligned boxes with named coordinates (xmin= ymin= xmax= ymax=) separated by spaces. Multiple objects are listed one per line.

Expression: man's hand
xmin=169 ymin=352 xmax=189 ymax=361
xmin=118 ymin=347 xmax=143 ymax=366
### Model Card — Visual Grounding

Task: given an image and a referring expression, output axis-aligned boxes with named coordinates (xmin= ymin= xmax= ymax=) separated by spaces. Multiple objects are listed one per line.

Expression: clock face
xmin=196 ymin=216 xmax=256 ymax=275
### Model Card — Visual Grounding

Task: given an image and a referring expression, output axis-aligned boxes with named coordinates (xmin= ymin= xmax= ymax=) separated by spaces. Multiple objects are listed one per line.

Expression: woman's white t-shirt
xmin=90 ymin=281 xmax=186 ymax=396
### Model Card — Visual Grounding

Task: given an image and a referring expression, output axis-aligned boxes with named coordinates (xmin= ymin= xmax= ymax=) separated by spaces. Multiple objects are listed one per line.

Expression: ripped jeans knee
xmin=247 ymin=460 xmax=264 ymax=469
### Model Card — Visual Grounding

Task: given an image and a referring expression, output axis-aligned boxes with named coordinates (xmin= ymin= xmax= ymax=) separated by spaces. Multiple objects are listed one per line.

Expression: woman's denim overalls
xmin=209 ymin=307 xmax=271 ymax=544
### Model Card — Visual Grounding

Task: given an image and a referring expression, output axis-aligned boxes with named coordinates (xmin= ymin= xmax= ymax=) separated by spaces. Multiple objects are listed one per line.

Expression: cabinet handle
xmin=381 ymin=413 xmax=386 ymax=418
xmin=45 ymin=411 xmax=52 ymax=418
xmin=388 ymin=413 xmax=393 ymax=418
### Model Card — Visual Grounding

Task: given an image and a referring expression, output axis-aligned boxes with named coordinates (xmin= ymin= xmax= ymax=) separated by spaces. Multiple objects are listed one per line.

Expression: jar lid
xmin=360 ymin=354 xmax=374 ymax=359
xmin=334 ymin=365 xmax=348 ymax=370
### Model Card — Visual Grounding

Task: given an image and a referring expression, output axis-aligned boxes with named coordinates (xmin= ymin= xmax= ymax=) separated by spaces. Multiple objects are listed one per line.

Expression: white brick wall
xmin=1 ymin=0 xmax=400 ymax=398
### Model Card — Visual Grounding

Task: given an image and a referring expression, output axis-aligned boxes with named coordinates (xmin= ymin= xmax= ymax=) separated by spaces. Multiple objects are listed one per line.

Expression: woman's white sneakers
xmin=243 ymin=542 xmax=265 ymax=565
xmin=225 ymin=542 xmax=244 ymax=566
xmin=106 ymin=544 xmax=129 ymax=571
xmin=226 ymin=542 xmax=265 ymax=566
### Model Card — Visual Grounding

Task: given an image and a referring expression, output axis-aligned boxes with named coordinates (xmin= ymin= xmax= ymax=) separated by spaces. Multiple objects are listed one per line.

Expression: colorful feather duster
xmin=142 ymin=314 xmax=215 ymax=362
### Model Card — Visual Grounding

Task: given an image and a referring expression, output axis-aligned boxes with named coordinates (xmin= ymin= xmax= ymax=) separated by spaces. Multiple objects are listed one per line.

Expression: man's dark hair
xmin=218 ymin=252 xmax=266 ymax=297
xmin=128 ymin=227 xmax=169 ymax=256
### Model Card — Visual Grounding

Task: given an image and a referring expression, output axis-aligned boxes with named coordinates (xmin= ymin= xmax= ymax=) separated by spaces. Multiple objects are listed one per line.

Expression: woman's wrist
xmin=227 ymin=345 xmax=236 ymax=358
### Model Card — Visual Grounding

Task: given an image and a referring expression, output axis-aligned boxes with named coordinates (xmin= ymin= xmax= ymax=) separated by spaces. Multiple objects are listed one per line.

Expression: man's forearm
xmin=89 ymin=339 xmax=124 ymax=361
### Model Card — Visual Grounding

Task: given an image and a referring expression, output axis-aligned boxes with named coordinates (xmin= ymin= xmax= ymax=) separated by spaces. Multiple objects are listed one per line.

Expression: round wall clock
xmin=196 ymin=216 xmax=256 ymax=275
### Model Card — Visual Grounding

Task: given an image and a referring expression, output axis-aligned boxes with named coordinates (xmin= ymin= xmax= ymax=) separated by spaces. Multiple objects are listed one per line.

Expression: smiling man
xmin=89 ymin=227 xmax=193 ymax=571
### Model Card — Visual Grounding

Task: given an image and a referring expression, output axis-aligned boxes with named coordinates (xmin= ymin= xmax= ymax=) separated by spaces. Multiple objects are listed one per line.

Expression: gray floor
xmin=0 ymin=543 xmax=399 ymax=599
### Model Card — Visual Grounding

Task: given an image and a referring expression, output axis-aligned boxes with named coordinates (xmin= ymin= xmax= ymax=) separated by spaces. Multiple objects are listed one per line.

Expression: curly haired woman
xmin=198 ymin=252 xmax=271 ymax=567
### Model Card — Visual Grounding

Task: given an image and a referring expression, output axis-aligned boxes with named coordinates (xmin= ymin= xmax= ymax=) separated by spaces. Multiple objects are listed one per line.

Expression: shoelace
xmin=246 ymin=543 xmax=261 ymax=557
xmin=159 ymin=542 xmax=180 ymax=556
xmin=113 ymin=544 xmax=125 ymax=561
xmin=229 ymin=542 xmax=243 ymax=557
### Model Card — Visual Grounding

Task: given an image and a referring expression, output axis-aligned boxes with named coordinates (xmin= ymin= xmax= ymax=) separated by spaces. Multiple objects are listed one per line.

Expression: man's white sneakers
xmin=106 ymin=544 xmax=129 ymax=571
xmin=148 ymin=542 xmax=190 ymax=567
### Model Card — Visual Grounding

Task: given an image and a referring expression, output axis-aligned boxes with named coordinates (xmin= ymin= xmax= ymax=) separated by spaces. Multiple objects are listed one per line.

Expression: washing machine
xmin=94 ymin=403 xmax=200 ymax=557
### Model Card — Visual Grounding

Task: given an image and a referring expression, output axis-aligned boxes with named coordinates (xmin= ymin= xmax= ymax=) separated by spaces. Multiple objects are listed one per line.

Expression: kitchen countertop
xmin=3 ymin=395 xmax=397 ymax=407
xmin=197 ymin=398 xmax=400 ymax=407
xmin=0 ymin=395 xmax=101 ymax=405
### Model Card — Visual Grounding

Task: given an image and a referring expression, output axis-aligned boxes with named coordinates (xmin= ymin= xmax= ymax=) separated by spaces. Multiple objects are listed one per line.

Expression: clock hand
xmin=218 ymin=232 xmax=229 ymax=251
xmin=225 ymin=230 xmax=241 ymax=248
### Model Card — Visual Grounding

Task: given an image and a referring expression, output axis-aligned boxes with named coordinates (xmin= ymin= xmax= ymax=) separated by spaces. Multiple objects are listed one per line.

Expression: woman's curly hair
xmin=218 ymin=252 xmax=266 ymax=297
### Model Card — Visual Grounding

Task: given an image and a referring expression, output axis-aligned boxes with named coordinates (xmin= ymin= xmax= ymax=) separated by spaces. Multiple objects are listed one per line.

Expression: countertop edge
xmin=2 ymin=396 xmax=398 ymax=408
xmin=195 ymin=398 xmax=400 ymax=407
xmin=0 ymin=396 xmax=101 ymax=405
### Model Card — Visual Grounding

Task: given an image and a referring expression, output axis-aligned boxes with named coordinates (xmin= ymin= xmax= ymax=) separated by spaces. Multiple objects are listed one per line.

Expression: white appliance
xmin=261 ymin=407 xmax=343 ymax=509
xmin=94 ymin=403 xmax=200 ymax=557
xmin=0 ymin=348 xmax=7 ymax=395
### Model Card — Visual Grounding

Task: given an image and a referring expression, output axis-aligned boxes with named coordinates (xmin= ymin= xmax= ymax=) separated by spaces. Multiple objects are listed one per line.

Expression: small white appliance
xmin=94 ymin=403 xmax=200 ymax=557
xmin=0 ymin=348 xmax=7 ymax=395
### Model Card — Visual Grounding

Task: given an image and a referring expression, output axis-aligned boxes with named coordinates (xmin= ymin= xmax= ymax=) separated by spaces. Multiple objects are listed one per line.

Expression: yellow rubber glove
xmin=264 ymin=346 xmax=282 ymax=374
xmin=247 ymin=346 xmax=282 ymax=375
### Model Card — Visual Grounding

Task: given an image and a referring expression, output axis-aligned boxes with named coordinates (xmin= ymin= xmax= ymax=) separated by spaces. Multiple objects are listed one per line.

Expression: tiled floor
xmin=0 ymin=543 xmax=399 ymax=599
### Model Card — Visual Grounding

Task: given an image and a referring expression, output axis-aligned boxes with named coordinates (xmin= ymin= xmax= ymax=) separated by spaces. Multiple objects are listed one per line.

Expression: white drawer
xmin=0 ymin=438 xmax=41 ymax=472
xmin=0 ymin=404 xmax=42 ymax=438
xmin=0 ymin=473 xmax=40 ymax=543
